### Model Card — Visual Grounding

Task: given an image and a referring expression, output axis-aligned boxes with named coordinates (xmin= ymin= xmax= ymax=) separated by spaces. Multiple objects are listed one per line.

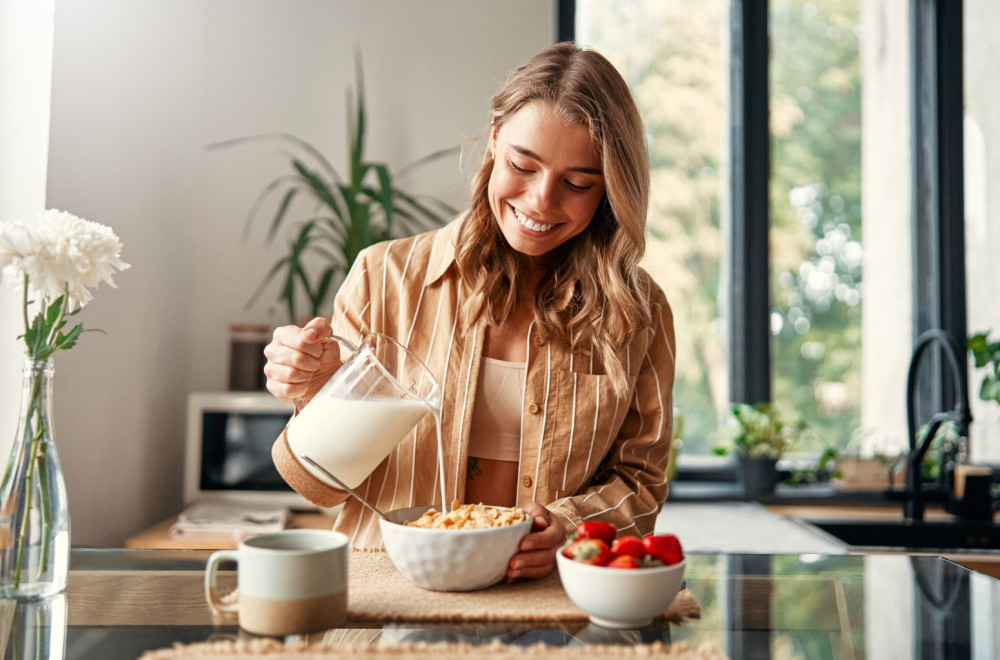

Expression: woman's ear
xmin=489 ymin=125 xmax=498 ymax=159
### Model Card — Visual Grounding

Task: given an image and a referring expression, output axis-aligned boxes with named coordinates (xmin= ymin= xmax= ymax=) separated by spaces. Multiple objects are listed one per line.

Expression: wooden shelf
xmin=124 ymin=512 xmax=336 ymax=550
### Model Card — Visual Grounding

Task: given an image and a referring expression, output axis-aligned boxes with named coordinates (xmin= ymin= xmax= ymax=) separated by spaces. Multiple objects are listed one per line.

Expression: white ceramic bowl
xmin=379 ymin=505 xmax=532 ymax=592
xmin=556 ymin=551 xmax=687 ymax=629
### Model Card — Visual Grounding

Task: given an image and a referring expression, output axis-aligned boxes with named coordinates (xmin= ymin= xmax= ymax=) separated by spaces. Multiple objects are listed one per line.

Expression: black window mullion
xmin=729 ymin=0 xmax=771 ymax=406
xmin=910 ymin=0 xmax=967 ymax=414
xmin=557 ymin=0 xmax=575 ymax=43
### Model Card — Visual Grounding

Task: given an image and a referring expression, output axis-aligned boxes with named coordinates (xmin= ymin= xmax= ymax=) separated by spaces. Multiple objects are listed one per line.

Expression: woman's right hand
xmin=263 ymin=317 xmax=343 ymax=404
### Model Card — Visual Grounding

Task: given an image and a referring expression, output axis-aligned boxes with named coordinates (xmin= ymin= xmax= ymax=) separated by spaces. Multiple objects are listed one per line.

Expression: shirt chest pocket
xmin=548 ymin=368 xmax=625 ymax=492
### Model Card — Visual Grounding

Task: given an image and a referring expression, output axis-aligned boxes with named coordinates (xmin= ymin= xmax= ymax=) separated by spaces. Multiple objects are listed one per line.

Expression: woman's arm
xmin=548 ymin=281 xmax=676 ymax=538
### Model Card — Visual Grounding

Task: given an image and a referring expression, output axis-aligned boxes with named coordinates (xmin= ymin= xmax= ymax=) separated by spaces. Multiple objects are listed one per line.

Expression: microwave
xmin=183 ymin=391 xmax=319 ymax=510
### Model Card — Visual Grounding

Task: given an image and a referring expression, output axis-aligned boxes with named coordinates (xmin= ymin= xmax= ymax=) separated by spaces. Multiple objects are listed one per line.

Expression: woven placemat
xmin=144 ymin=550 xmax=703 ymax=659
xmin=141 ymin=639 xmax=727 ymax=659
xmin=346 ymin=550 xmax=699 ymax=623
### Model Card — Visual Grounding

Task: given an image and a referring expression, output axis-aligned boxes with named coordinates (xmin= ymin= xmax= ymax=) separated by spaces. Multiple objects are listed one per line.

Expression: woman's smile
xmin=511 ymin=203 xmax=556 ymax=233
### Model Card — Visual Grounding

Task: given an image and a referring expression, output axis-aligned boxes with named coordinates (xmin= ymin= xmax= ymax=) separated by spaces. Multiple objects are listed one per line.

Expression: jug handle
xmin=328 ymin=334 xmax=359 ymax=353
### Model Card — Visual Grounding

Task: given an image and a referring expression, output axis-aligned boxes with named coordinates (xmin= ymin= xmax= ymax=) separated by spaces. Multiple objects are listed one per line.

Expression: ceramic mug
xmin=205 ymin=529 xmax=348 ymax=636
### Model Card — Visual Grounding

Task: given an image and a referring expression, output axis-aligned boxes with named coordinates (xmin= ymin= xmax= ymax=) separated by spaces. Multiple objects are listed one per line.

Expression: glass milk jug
xmin=286 ymin=332 xmax=443 ymax=489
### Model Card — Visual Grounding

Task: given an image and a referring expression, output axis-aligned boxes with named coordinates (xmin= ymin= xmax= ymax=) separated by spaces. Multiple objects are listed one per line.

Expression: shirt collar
xmin=425 ymin=213 xmax=463 ymax=286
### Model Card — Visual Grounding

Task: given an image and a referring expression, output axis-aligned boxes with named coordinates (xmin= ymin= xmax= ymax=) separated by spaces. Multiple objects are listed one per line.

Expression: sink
xmin=799 ymin=518 xmax=1000 ymax=552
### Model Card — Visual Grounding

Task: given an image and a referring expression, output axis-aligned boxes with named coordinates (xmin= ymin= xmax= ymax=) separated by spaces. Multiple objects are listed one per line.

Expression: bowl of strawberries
xmin=556 ymin=521 xmax=686 ymax=629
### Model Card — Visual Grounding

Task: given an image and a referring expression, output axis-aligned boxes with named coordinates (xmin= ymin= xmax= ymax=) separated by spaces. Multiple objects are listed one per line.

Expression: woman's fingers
xmin=506 ymin=503 xmax=566 ymax=580
xmin=263 ymin=318 xmax=339 ymax=402
xmin=507 ymin=548 xmax=557 ymax=580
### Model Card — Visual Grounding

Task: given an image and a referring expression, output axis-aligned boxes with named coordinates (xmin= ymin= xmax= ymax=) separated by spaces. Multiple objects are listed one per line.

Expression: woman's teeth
xmin=512 ymin=206 xmax=554 ymax=232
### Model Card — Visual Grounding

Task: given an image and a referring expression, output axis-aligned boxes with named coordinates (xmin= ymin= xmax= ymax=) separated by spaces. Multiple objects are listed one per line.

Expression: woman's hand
xmin=263 ymin=317 xmax=342 ymax=404
xmin=507 ymin=503 xmax=566 ymax=581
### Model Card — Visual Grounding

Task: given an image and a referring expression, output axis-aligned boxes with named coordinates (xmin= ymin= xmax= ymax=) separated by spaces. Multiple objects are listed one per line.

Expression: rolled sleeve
xmin=549 ymin=282 xmax=676 ymax=537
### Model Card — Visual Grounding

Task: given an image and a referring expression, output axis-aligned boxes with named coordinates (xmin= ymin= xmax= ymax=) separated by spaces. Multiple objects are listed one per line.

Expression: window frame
xmin=561 ymin=0 xmax=967 ymax=463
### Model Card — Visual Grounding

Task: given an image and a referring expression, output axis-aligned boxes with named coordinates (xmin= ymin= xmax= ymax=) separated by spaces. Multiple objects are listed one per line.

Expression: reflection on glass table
xmin=0 ymin=550 xmax=995 ymax=660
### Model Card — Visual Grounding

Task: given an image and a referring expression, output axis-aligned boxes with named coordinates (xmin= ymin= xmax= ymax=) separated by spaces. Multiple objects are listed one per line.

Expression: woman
xmin=265 ymin=43 xmax=675 ymax=580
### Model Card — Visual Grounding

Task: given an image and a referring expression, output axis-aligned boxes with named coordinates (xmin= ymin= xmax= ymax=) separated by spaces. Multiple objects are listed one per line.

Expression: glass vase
xmin=5 ymin=594 xmax=68 ymax=659
xmin=0 ymin=358 xmax=71 ymax=599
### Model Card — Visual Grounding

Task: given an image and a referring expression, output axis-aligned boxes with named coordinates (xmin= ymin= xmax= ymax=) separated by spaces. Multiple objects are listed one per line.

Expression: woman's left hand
xmin=507 ymin=502 xmax=566 ymax=581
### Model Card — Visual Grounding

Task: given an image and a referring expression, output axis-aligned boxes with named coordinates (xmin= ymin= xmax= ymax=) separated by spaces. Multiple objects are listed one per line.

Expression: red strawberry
xmin=642 ymin=533 xmax=684 ymax=566
xmin=569 ymin=521 xmax=617 ymax=546
xmin=610 ymin=535 xmax=646 ymax=560
xmin=563 ymin=538 xmax=612 ymax=566
xmin=606 ymin=554 xmax=641 ymax=569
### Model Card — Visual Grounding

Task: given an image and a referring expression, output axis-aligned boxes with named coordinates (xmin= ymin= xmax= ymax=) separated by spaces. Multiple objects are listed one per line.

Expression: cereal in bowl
xmin=403 ymin=500 xmax=526 ymax=529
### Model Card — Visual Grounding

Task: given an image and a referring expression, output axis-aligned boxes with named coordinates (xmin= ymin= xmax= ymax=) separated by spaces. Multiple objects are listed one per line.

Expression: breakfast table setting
xmin=1 ymin=544 xmax=998 ymax=659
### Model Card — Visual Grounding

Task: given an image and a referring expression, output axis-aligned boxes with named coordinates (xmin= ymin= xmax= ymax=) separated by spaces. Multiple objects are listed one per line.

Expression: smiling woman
xmin=265 ymin=43 xmax=676 ymax=583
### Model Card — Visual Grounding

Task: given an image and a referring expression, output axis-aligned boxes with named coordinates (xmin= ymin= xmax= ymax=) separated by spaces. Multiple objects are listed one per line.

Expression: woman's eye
xmin=506 ymin=158 xmax=531 ymax=174
xmin=566 ymin=181 xmax=592 ymax=193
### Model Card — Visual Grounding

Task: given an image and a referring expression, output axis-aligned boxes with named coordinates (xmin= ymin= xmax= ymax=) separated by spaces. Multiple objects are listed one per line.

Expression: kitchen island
xmin=1 ymin=548 xmax=996 ymax=659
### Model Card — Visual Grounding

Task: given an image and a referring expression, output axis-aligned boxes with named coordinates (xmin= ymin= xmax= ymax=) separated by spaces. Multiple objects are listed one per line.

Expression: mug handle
xmin=204 ymin=549 xmax=240 ymax=614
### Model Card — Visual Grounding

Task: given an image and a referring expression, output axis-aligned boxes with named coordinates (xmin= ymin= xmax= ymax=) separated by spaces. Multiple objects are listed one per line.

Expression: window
xmin=572 ymin=0 xmax=975 ymax=463
xmin=770 ymin=1 xmax=867 ymax=456
xmin=964 ymin=0 xmax=1000 ymax=463
xmin=576 ymin=0 xmax=728 ymax=456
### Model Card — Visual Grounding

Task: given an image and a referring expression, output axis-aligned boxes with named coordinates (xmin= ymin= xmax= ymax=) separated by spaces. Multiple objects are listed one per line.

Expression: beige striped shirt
xmin=284 ymin=215 xmax=676 ymax=548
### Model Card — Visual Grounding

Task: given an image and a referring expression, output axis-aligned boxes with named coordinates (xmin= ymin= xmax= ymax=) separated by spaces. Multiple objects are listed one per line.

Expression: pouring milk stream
xmin=285 ymin=333 xmax=448 ymax=511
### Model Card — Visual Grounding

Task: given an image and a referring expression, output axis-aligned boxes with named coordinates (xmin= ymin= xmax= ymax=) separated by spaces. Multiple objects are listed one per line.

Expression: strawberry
xmin=569 ymin=521 xmax=617 ymax=546
xmin=610 ymin=535 xmax=646 ymax=560
xmin=606 ymin=554 xmax=641 ymax=569
xmin=563 ymin=538 xmax=612 ymax=566
xmin=642 ymin=533 xmax=684 ymax=566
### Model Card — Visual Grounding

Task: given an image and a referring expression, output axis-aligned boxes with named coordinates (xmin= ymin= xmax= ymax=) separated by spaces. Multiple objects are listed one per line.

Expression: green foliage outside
xmin=968 ymin=331 xmax=1000 ymax=406
xmin=727 ymin=402 xmax=806 ymax=459
xmin=770 ymin=0 xmax=863 ymax=457
xmin=579 ymin=0 xmax=863 ymax=458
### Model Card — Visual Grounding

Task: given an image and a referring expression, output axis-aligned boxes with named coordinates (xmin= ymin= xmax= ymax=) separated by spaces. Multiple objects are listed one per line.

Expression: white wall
xmin=46 ymin=0 xmax=555 ymax=546
xmin=0 ymin=1 xmax=56 ymax=467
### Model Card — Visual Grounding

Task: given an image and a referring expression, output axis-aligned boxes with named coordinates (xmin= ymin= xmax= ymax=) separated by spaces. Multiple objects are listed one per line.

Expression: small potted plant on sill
xmin=726 ymin=402 xmax=805 ymax=497
xmin=830 ymin=429 xmax=905 ymax=492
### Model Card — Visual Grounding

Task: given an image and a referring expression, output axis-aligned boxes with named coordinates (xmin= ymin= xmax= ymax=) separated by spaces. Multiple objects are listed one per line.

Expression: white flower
xmin=0 ymin=209 xmax=129 ymax=309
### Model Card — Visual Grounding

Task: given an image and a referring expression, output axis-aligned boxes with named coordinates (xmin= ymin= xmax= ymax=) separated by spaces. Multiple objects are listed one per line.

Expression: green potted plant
xmin=968 ymin=331 xmax=1000 ymax=407
xmin=830 ymin=430 xmax=905 ymax=492
xmin=727 ymin=402 xmax=804 ymax=497
xmin=212 ymin=61 xmax=458 ymax=324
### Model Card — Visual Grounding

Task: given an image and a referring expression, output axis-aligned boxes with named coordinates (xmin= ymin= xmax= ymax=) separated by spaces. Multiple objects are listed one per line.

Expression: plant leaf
xmin=55 ymin=323 xmax=85 ymax=351
xmin=242 ymin=174 xmax=301 ymax=242
xmin=208 ymin=132 xmax=341 ymax=181
xmin=266 ymin=187 xmax=301 ymax=243
xmin=396 ymin=145 xmax=461 ymax=177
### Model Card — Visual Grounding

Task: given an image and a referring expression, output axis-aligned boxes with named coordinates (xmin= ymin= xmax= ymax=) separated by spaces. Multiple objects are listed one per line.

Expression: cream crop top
xmin=467 ymin=357 xmax=525 ymax=462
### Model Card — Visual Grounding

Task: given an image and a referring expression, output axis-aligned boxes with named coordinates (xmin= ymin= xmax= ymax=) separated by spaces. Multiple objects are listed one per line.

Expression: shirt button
xmin=522 ymin=476 xmax=533 ymax=488
xmin=533 ymin=335 xmax=544 ymax=346
xmin=528 ymin=402 xmax=540 ymax=414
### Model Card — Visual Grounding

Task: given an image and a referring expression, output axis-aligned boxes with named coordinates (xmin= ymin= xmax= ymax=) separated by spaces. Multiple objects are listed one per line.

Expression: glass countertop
xmin=1 ymin=549 xmax=997 ymax=659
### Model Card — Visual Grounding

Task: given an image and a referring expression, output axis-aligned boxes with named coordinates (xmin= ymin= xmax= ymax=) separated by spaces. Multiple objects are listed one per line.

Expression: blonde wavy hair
xmin=455 ymin=43 xmax=652 ymax=397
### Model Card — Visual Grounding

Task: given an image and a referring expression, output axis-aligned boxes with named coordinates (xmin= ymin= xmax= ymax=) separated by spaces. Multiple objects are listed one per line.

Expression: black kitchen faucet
xmin=904 ymin=329 xmax=973 ymax=522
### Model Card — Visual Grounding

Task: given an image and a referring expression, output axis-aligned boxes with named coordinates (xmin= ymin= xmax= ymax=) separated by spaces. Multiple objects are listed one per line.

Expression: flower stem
xmin=21 ymin=274 xmax=29 ymax=341
xmin=37 ymin=446 xmax=53 ymax=578
xmin=11 ymin=367 xmax=47 ymax=588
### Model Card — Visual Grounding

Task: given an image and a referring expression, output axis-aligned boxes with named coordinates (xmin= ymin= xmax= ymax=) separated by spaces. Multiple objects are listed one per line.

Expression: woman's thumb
xmin=301 ymin=317 xmax=332 ymax=343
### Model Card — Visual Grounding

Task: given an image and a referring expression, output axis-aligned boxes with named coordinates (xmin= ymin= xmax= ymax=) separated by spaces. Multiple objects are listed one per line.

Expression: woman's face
xmin=488 ymin=101 xmax=606 ymax=258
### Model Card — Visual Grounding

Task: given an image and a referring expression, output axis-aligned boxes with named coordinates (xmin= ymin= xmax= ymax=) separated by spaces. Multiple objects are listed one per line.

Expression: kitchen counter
xmin=2 ymin=548 xmax=997 ymax=658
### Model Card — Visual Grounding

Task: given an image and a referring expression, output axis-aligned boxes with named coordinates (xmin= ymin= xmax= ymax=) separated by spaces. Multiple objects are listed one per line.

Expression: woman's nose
xmin=525 ymin=174 xmax=558 ymax=212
